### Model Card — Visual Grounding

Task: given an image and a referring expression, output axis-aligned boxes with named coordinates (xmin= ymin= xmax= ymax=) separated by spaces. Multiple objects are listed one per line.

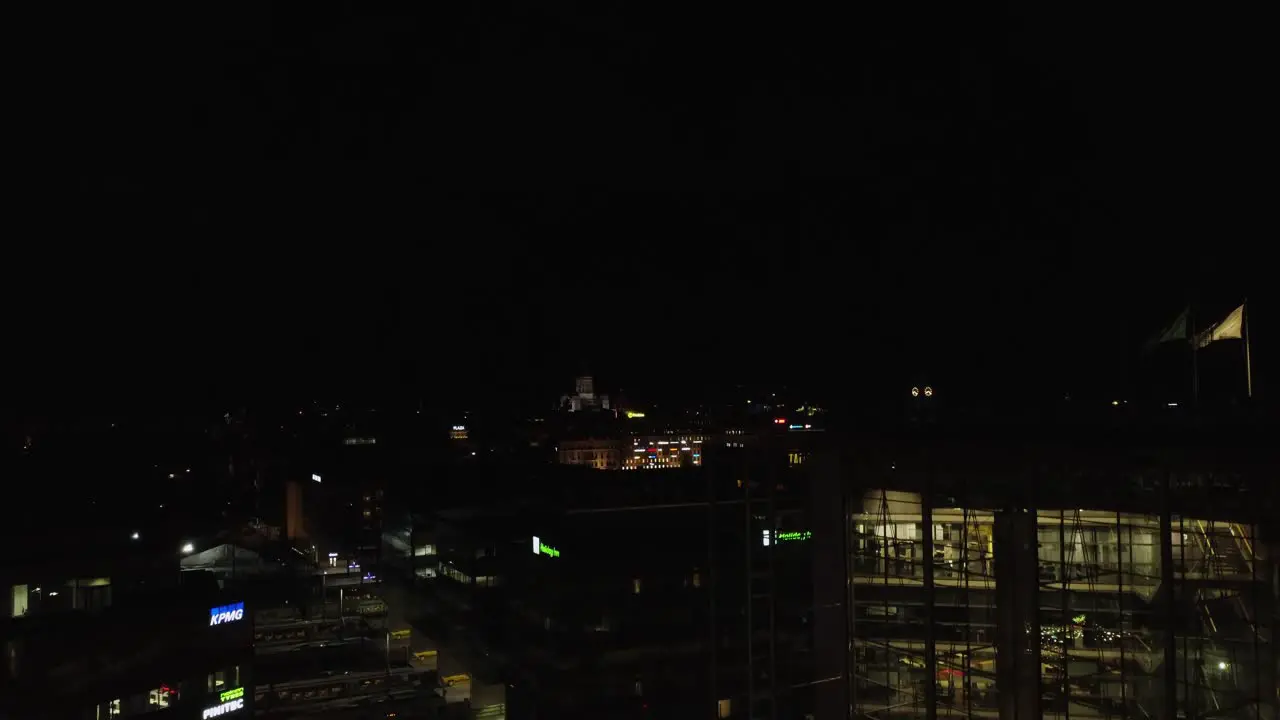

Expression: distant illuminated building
xmin=450 ymin=425 xmax=468 ymax=440
xmin=560 ymin=375 xmax=611 ymax=412
xmin=624 ymin=435 xmax=706 ymax=470
xmin=558 ymin=439 xmax=621 ymax=470
xmin=285 ymin=480 xmax=306 ymax=540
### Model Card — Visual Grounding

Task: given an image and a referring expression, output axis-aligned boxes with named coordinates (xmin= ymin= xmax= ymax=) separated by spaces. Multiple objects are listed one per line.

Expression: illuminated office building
xmin=833 ymin=430 xmax=1279 ymax=720
xmin=848 ymin=493 xmax=1276 ymax=718
xmin=623 ymin=435 xmax=707 ymax=469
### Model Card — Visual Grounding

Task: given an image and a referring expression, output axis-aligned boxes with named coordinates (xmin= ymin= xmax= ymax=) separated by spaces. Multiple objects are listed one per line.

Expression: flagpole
xmin=1243 ymin=299 xmax=1253 ymax=399
xmin=1190 ymin=301 xmax=1199 ymax=407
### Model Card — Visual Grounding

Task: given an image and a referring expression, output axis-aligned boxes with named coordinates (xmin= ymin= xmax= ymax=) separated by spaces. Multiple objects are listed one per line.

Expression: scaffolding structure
xmin=847 ymin=482 xmax=1276 ymax=719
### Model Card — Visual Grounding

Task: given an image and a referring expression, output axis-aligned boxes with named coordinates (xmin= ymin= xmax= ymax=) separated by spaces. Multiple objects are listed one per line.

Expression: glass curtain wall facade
xmin=849 ymin=489 xmax=1276 ymax=719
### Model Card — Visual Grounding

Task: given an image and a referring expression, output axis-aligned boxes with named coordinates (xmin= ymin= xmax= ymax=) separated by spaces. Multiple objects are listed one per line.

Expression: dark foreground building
xmin=2 ymin=578 xmax=253 ymax=720
xmin=389 ymin=431 xmax=838 ymax=720
xmin=392 ymin=415 xmax=1279 ymax=720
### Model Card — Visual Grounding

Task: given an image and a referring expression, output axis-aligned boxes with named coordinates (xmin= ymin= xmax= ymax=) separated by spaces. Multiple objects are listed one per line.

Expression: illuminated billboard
xmin=209 ymin=601 xmax=245 ymax=626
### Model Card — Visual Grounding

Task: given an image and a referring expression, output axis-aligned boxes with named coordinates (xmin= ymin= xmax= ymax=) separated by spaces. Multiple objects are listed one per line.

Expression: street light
xmin=181 ymin=543 xmax=195 ymax=554
xmin=131 ymin=531 xmax=140 ymax=540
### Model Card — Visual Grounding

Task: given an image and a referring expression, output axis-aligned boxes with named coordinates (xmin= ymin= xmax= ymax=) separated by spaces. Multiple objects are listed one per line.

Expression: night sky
xmin=12 ymin=3 xmax=1264 ymax=416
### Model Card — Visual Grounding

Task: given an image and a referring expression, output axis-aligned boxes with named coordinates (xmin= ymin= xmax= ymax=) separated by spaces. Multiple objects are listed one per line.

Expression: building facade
xmin=835 ymin=428 xmax=1280 ymax=720
xmin=2 ymin=584 xmax=253 ymax=719
xmin=557 ymin=439 xmax=621 ymax=469
xmin=623 ymin=434 xmax=708 ymax=469
xmin=848 ymin=490 xmax=1277 ymax=718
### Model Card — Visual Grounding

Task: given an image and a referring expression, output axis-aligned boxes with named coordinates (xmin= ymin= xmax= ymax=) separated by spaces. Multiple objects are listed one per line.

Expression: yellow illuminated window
xmin=149 ymin=687 xmax=173 ymax=708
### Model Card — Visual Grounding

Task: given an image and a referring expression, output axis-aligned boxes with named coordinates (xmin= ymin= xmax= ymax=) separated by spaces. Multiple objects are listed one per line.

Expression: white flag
xmin=1196 ymin=304 xmax=1244 ymax=348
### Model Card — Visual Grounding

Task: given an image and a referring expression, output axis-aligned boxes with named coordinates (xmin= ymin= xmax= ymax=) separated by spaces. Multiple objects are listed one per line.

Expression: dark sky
xmin=13 ymin=3 xmax=1264 ymax=414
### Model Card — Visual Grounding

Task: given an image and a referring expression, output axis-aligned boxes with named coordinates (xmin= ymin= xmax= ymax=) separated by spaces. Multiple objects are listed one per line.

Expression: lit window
xmin=718 ymin=699 xmax=732 ymax=719
xmin=149 ymin=687 xmax=174 ymax=708
xmin=692 ymin=571 xmax=701 ymax=588
xmin=632 ymin=578 xmax=642 ymax=594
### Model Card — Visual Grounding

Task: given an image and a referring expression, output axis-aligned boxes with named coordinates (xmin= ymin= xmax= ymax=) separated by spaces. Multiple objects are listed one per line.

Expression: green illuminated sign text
xmin=775 ymin=531 xmax=812 ymax=542
xmin=220 ymin=687 xmax=245 ymax=703
xmin=540 ymin=542 xmax=560 ymax=558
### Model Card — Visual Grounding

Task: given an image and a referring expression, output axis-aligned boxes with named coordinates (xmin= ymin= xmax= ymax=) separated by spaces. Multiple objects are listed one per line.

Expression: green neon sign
xmin=532 ymin=536 xmax=561 ymax=558
xmin=220 ymin=687 xmax=245 ymax=703
xmin=775 ymin=531 xmax=812 ymax=542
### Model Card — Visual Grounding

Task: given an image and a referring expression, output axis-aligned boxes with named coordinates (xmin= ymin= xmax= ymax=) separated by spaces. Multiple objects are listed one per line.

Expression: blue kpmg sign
xmin=209 ymin=601 xmax=245 ymax=626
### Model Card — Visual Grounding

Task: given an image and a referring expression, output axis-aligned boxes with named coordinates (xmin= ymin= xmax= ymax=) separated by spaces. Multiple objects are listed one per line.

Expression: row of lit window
xmin=441 ymin=565 xmax=472 ymax=584
xmin=269 ymin=675 xmax=410 ymax=705
xmin=629 ymin=572 xmax=702 ymax=594
xmin=97 ymin=683 xmax=179 ymax=719
xmin=623 ymin=461 xmax=701 ymax=469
